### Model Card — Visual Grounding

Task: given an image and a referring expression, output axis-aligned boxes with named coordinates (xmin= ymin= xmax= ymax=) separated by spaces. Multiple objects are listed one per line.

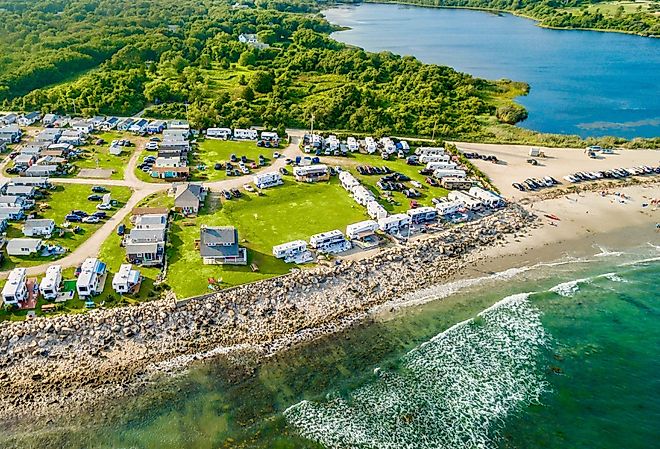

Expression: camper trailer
xmin=272 ymin=240 xmax=312 ymax=263
xmin=435 ymin=199 xmax=465 ymax=216
xmin=448 ymin=191 xmax=482 ymax=211
xmin=469 ymin=187 xmax=504 ymax=208
xmin=433 ymin=169 xmax=467 ymax=179
xmin=2 ymin=268 xmax=28 ymax=306
xmin=426 ymin=161 xmax=457 ymax=171
xmin=415 ymin=147 xmax=445 ymax=156
xmin=233 ymin=128 xmax=258 ymax=140
xmin=407 ymin=206 xmax=437 ymax=224
xmin=76 ymin=258 xmax=107 ymax=298
xmin=419 ymin=154 xmax=451 ymax=164
xmin=367 ymin=200 xmax=388 ymax=220
xmin=40 ymin=265 xmax=62 ymax=300
xmin=253 ymin=172 xmax=283 ymax=189
xmin=378 ymin=213 xmax=411 ymax=234
xmin=309 ymin=230 xmax=351 ymax=254
xmin=346 ymin=220 xmax=379 ymax=240
xmin=206 ymin=128 xmax=232 ymax=139
xmin=112 ymin=264 xmax=142 ymax=294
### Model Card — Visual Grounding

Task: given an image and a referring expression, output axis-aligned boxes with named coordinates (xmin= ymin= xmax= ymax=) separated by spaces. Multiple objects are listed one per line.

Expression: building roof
xmin=7 ymin=238 xmax=42 ymax=253
xmin=174 ymin=183 xmax=203 ymax=208
xmin=127 ymin=228 xmax=165 ymax=243
xmin=23 ymin=218 xmax=55 ymax=230
xmin=132 ymin=207 xmax=169 ymax=216
xmin=199 ymin=226 xmax=240 ymax=258
xmin=126 ymin=241 xmax=162 ymax=255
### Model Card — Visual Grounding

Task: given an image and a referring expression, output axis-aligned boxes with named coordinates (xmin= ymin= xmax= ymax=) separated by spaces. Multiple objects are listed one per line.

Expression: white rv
xmin=309 ymin=230 xmax=351 ymax=254
xmin=433 ymin=169 xmax=467 ymax=179
xmin=469 ymin=187 xmax=504 ymax=208
xmin=347 ymin=137 xmax=359 ymax=152
xmin=426 ymin=161 xmax=457 ymax=171
xmin=76 ymin=258 xmax=107 ymax=298
xmin=378 ymin=213 xmax=411 ymax=234
xmin=2 ymin=268 xmax=28 ymax=306
xmin=415 ymin=147 xmax=445 ymax=156
xmin=339 ymin=171 xmax=360 ymax=191
xmin=346 ymin=220 xmax=379 ymax=240
xmin=253 ymin=171 xmax=283 ymax=189
xmin=367 ymin=200 xmax=388 ymax=220
xmin=364 ymin=137 xmax=377 ymax=154
xmin=112 ymin=264 xmax=142 ymax=294
xmin=40 ymin=265 xmax=62 ymax=300
xmin=448 ymin=191 xmax=482 ymax=211
xmin=352 ymin=185 xmax=375 ymax=206
xmin=233 ymin=128 xmax=258 ymax=140
xmin=206 ymin=128 xmax=232 ymax=139
xmin=272 ymin=240 xmax=311 ymax=263
xmin=419 ymin=154 xmax=451 ymax=164
xmin=435 ymin=199 xmax=464 ymax=216
xmin=407 ymin=206 xmax=437 ymax=224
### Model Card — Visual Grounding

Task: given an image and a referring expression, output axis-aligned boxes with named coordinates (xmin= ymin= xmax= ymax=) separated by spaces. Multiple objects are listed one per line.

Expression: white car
xmin=243 ymin=184 xmax=255 ymax=192
xmin=241 ymin=166 xmax=250 ymax=174
xmin=411 ymin=180 xmax=422 ymax=188
xmin=273 ymin=152 xmax=280 ymax=158
xmin=82 ymin=216 xmax=100 ymax=223
xmin=96 ymin=203 xmax=112 ymax=210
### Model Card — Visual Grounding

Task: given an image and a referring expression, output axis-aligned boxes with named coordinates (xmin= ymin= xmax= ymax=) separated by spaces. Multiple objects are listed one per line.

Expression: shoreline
xmin=0 ymin=181 xmax=658 ymax=440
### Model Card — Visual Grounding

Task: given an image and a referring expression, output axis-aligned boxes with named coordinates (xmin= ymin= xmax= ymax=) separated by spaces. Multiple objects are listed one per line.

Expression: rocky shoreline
xmin=0 ymin=204 xmax=537 ymax=434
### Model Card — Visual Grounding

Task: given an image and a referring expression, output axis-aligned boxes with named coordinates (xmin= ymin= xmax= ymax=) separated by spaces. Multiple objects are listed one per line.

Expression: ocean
xmin=3 ymin=244 xmax=659 ymax=448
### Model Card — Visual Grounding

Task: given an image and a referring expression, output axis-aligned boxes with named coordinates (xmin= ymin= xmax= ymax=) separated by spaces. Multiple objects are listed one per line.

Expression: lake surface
xmin=3 ymin=243 xmax=659 ymax=449
xmin=323 ymin=4 xmax=660 ymax=139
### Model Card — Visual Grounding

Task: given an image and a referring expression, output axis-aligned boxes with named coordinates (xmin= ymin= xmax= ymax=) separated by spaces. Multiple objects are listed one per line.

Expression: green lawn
xmin=332 ymin=152 xmax=450 ymax=214
xmin=74 ymin=131 xmax=136 ymax=180
xmin=189 ymin=139 xmax=278 ymax=182
xmin=166 ymin=178 xmax=368 ymax=298
xmin=1 ymin=184 xmax=132 ymax=269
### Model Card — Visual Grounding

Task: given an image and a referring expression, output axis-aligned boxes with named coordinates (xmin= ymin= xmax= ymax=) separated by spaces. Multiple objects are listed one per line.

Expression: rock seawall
xmin=0 ymin=205 xmax=536 ymax=429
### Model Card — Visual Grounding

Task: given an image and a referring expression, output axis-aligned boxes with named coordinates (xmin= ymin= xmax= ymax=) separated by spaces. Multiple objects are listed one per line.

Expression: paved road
xmin=0 ymin=133 xmax=305 ymax=278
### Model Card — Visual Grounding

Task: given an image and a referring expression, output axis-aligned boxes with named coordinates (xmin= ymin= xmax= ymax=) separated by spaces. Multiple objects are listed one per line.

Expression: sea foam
xmin=285 ymin=293 xmax=550 ymax=449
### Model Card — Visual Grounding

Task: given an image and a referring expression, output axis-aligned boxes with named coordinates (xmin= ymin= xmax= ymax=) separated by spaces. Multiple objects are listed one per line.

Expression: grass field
xmin=166 ymin=178 xmax=368 ymax=298
xmin=564 ymin=0 xmax=653 ymax=15
xmin=74 ymin=131 xmax=136 ymax=180
xmin=1 ymin=184 xmax=132 ymax=269
xmin=189 ymin=139 xmax=277 ymax=182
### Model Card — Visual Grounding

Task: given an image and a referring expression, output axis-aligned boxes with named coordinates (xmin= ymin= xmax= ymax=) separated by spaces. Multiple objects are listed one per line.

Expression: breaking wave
xmin=285 ymin=293 xmax=550 ymax=449
xmin=549 ymin=278 xmax=589 ymax=297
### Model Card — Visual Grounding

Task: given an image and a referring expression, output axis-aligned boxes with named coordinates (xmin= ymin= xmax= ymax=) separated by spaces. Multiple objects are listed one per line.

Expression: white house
xmin=435 ymin=199 xmax=464 ymax=216
xmin=415 ymin=147 xmax=445 ymax=156
xmin=448 ymin=191 xmax=483 ymax=211
xmin=18 ymin=112 xmax=42 ymax=127
xmin=147 ymin=120 xmax=166 ymax=134
xmin=0 ymin=124 xmax=22 ymax=144
xmin=469 ymin=186 xmax=505 ymax=208
xmin=155 ymin=156 xmax=185 ymax=168
xmin=309 ymin=229 xmax=351 ymax=254
xmin=253 ymin=171 xmax=283 ymax=189
xmin=134 ymin=213 xmax=168 ymax=230
xmin=346 ymin=220 xmax=379 ymax=240
xmin=2 ymin=268 xmax=28 ymax=306
xmin=5 ymin=185 xmax=37 ymax=198
xmin=238 ymin=33 xmax=258 ymax=44
xmin=433 ymin=169 xmax=467 ymax=179
xmin=6 ymin=238 xmax=43 ymax=256
xmin=40 ymin=265 xmax=63 ymax=300
xmin=58 ymin=129 xmax=84 ymax=145
xmin=22 ymin=219 xmax=55 ymax=237
xmin=112 ymin=264 xmax=142 ymax=294
xmin=378 ymin=213 xmax=411 ymax=234
xmin=129 ymin=119 xmax=149 ymax=133
xmin=76 ymin=258 xmax=107 ymax=298
xmin=71 ymin=120 xmax=94 ymax=134
xmin=1 ymin=113 xmax=18 ymax=125
xmin=407 ymin=206 xmax=437 ymax=224
xmin=206 ymin=128 xmax=232 ymax=139
xmin=233 ymin=128 xmax=258 ymax=140
xmin=366 ymin=200 xmax=388 ymax=220
xmin=9 ymin=177 xmax=49 ymax=188
xmin=272 ymin=240 xmax=311 ymax=263
xmin=0 ymin=206 xmax=25 ymax=221
xmin=0 ymin=195 xmax=26 ymax=209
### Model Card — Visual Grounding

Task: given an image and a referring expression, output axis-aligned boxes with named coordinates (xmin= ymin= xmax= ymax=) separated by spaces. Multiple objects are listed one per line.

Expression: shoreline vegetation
xmin=361 ymin=0 xmax=660 ymax=37
xmin=0 ymin=178 xmax=658 ymax=444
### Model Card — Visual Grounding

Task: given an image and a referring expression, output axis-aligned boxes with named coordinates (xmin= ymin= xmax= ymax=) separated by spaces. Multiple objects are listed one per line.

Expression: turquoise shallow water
xmin=2 ymin=246 xmax=659 ymax=448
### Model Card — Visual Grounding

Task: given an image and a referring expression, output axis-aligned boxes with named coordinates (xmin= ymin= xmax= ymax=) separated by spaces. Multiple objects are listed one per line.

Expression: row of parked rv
xmin=563 ymin=166 xmax=660 ymax=183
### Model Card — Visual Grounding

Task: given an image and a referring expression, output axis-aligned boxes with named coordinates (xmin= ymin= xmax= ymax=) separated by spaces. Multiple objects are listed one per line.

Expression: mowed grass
xmin=73 ymin=131 xmax=136 ymax=180
xmin=166 ymin=178 xmax=368 ymax=298
xmin=1 ymin=184 xmax=132 ymax=269
xmin=565 ymin=1 xmax=652 ymax=16
xmin=189 ymin=139 xmax=277 ymax=182
xmin=330 ymin=152 xmax=450 ymax=214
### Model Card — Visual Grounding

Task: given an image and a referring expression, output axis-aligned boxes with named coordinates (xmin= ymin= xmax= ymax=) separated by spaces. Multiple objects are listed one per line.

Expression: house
xmin=367 ymin=200 xmax=388 ymax=220
xmin=129 ymin=119 xmax=149 ymax=133
xmin=155 ymin=156 xmax=185 ymax=168
xmin=293 ymin=164 xmax=330 ymax=183
xmin=168 ymin=120 xmax=190 ymax=131
xmin=47 ymin=142 xmax=74 ymax=154
xmin=174 ymin=183 xmax=206 ymax=215
xmin=199 ymin=226 xmax=247 ymax=265
xmin=6 ymin=238 xmax=43 ymax=256
xmin=35 ymin=128 xmax=62 ymax=143
xmin=42 ymin=113 xmax=60 ymax=126
xmin=1 ymin=113 xmax=18 ymax=125
xmin=13 ymin=153 xmax=36 ymax=168
xmin=20 ymin=145 xmax=44 ymax=156
xmin=469 ymin=186 xmax=505 ymax=208
xmin=448 ymin=191 xmax=482 ymax=211
xmin=23 ymin=219 xmax=55 ymax=237
xmin=40 ymin=265 xmax=63 ymax=301
xmin=58 ymin=129 xmax=84 ymax=145
xmin=441 ymin=177 xmax=473 ymax=190
xmin=76 ymin=258 xmax=107 ymax=298
xmin=309 ymin=230 xmax=351 ymax=254
xmin=36 ymin=155 xmax=66 ymax=167
xmin=378 ymin=213 xmax=411 ymax=234
xmin=347 ymin=137 xmax=359 ymax=152
xmin=0 ymin=142 xmax=6 ymax=153
xmin=0 ymin=124 xmax=22 ymax=144
xmin=150 ymin=166 xmax=190 ymax=181
xmin=2 ymin=268 xmax=28 ymax=306
xmin=147 ymin=120 xmax=166 ymax=134
xmin=124 ymin=227 xmax=166 ymax=266
xmin=433 ymin=169 xmax=467 ymax=179
xmin=90 ymin=116 xmax=106 ymax=129
xmin=9 ymin=177 xmax=49 ymax=188
xmin=131 ymin=207 xmax=169 ymax=218
xmin=18 ymin=112 xmax=42 ymax=127
xmin=112 ymin=264 xmax=142 ymax=294
xmin=0 ymin=195 xmax=27 ymax=209
xmin=407 ymin=206 xmax=437 ymax=224
xmin=52 ymin=116 xmax=71 ymax=128
xmin=71 ymin=120 xmax=94 ymax=134
xmin=233 ymin=128 xmax=258 ymax=140
xmin=134 ymin=212 xmax=168 ymax=230
xmin=109 ymin=142 xmax=123 ymax=156
xmin=435 ymin=199 xmax=465 ymax=216
xmin=239 ymin=33 xmax=258 ymax=44
xmin=346 ymin=220 xmax=379 ymax=240
xmin=0 ymin=206 xmax=25 ymax=221
xmin=206 ymin=128 xmax=232 ymax=139
xmin=25 ymin=164 xmax=58 ymax=177
xmin=253 ymin=172 xmax=282 ymax=189
xmin=272 ymin=240 xmax=312 ymax=264
xmin=163 ymin=128 xmax=189 ymax=140
xmin=117 ymin=118 xmax=135 ymax=131
xmin=415 ymin=147 xmax=445 ymax=156
xmin=101 ymin=117 xmax=119 ymax=130
xmin=5 ymin=185 xmax=37 ymax=198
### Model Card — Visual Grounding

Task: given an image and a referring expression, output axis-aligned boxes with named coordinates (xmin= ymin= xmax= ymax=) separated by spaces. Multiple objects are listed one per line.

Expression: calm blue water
xmin=323 ymin=4 xmax=660 ymax=139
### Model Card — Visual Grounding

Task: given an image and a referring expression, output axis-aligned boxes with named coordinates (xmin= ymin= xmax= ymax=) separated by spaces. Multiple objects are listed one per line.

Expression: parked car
xmin=273 ymin=152 xmax=280 ymax=158
xmin=92 ymin=211 xmax=107 ymax=218
xmin=97 ymin=203 xmax=112 ymax=210
xmin=88 ymin=194 xmax=102 ymax=201
xmin=91 ymin=186 xmax=109 ymax=193
xmin=230 ymin=153 xmax=238 ymax=162
xmin=71 ymin=210 xmax=88 ymax=217
xmin=82 ymin=216 xmax=100 ymax=223
xmin=116 ymin=224 xmax=125 ymax=235
xmin=230 ymin=188 xmax=241 ymax=198
xmin=279 ymin=167 xmax=289 ymax=175
xmin=65 ymin=214 xmax=82 ymax=222
xmin=222 ymin=190 xmax=232 ymax=200
xmin=214 ymin=163 xmax=223 ymax=170
xmin=244 ymin=184 xmax=255 ymax=193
